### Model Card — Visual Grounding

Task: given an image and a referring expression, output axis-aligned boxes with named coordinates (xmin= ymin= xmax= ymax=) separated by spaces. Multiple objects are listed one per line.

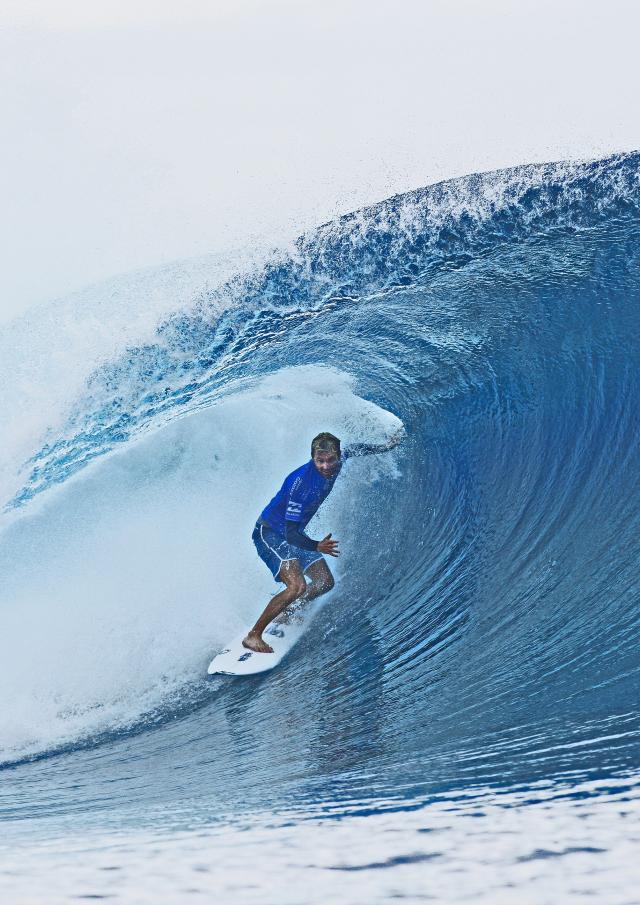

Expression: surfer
xmin=243 ymin=429 xmax=403 ymax=653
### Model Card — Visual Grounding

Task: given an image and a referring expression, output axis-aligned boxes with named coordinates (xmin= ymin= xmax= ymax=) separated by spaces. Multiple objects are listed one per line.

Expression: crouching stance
xmin=244 ymin=429 xmax=402 ymax=653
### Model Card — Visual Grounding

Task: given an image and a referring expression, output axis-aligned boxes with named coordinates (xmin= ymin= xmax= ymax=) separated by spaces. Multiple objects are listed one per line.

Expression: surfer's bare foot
xmin=242 ymin=632 xmax=273 ymax=654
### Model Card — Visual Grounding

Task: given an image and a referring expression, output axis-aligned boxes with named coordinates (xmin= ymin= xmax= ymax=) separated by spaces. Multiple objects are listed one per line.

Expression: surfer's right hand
xmin=317 ymin=533 xmax=340 ymax=556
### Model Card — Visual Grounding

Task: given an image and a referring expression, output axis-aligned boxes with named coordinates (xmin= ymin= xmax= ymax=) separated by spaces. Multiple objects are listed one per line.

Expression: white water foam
xmin=2 ymin=775 xmax=638 ymax=905
xmin=0 ymin=365 xmax=402 ymax=761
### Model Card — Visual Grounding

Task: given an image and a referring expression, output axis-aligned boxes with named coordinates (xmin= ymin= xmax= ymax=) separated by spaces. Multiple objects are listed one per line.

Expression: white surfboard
xmin=207 ymin=600 xmax=323 ymax=676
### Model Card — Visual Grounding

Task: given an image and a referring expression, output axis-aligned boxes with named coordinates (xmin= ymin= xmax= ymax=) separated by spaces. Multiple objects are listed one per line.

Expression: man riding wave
xmin=244 ymin=429 xmax=403 ymax=653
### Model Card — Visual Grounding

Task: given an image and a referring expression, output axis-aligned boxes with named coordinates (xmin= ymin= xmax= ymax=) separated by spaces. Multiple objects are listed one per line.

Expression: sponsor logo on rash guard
xmin=286 ymin=500 xmax=303 ymax=520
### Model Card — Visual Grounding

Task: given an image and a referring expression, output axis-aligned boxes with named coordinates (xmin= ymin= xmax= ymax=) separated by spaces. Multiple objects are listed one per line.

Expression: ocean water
xmin=1 ymin=153 xmax=639 ymax=903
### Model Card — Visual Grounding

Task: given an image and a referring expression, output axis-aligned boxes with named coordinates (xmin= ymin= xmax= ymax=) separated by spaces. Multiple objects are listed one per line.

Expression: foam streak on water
xmin=2 ymin=777 xmax=639 ymax=905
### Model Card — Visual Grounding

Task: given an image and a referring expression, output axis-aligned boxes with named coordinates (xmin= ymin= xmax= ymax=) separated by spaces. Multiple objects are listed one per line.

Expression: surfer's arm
xmin=344 ymin=428 xmax=405 ymax=458
xmin=285 ymin=519 xmax=318 ymax=551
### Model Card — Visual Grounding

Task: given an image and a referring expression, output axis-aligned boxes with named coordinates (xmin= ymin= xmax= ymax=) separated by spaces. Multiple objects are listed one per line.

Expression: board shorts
xmin=252 ymin=519 xmax=324 ymax=583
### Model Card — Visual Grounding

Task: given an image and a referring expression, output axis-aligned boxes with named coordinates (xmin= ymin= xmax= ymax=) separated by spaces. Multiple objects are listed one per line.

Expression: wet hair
xmin=311 ymin=432 xmax=341 ymax=458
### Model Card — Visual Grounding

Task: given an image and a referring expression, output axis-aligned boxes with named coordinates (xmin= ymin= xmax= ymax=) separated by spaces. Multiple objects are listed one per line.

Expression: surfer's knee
xmin=322 ymin=573 xmax=335 ymax=593
xmin=305 ymin=560 xmax=334 ymax=594
xmin=318 ymin=564 xmax=335 ymax=593
xmin=284 ymin=579 xmax=306 ymax=600
xmin=309 ymin=573 xmax=334 ymax=597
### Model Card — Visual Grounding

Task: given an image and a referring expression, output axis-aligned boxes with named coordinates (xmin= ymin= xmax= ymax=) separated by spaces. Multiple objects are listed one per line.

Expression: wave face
xmin=1 ymin=154 xmax=639 ymax=830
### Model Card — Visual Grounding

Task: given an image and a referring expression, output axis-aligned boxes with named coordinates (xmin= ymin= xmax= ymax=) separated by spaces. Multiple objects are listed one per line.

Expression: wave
xmin=1 ymin=154 xmax=639 ymax=819
xmin=0 ymin=367 xmax=401 ymax=760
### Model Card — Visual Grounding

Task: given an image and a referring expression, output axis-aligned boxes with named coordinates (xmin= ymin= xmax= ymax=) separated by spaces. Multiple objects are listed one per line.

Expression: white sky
xmin=1 ymin=0 xmax=639 ymax=324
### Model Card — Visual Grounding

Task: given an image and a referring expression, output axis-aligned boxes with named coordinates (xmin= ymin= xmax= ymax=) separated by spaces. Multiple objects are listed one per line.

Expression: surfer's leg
xmin=302 ymin=559 xmax=335 ymax=602
xmin=275 ymin=559 xmax=335 ymax=623
xmin=243 ymin=560 xmax=307 ymax=653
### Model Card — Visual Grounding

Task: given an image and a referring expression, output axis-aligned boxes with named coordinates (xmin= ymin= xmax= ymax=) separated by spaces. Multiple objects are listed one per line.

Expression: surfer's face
xmin=312 ymin=450 xmax=340 ymax=478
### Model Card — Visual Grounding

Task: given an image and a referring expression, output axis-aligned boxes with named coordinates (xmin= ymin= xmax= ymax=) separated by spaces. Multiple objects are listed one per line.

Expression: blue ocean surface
xmin=0 ymin=154 xmax=639 ymax=902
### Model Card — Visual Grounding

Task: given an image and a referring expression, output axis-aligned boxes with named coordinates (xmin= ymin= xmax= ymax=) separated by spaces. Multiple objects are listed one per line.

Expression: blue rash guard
xmin=259 ymin=442 xmax=392 ymax=551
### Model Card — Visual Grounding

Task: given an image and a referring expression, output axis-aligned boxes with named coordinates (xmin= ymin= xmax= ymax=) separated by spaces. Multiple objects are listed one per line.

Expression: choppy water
xmin=1 ymin=153 xmax=639 ymax=902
